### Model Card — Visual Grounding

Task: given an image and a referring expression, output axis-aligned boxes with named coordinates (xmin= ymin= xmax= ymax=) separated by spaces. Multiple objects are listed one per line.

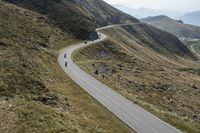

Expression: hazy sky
xmin=104 ymin=0 xmax=200 ymax=12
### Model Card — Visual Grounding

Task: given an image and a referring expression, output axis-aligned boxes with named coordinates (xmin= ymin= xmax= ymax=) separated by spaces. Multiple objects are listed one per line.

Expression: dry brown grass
xmin=74 ymin=24 xmax=200 ymax=133
xmin=0 ymin=2 xmax=133 ymax=132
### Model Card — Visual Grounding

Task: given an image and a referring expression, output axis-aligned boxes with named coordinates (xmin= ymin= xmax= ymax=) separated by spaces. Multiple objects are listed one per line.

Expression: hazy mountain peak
xmin=180 ymin=10 xmax=200 ymax=26
xmin=113 ymin=5 xmax=182 ymax=19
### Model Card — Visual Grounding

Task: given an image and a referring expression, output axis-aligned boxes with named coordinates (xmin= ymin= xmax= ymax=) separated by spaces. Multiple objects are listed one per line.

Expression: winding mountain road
xmin=191 ymin=43 xmax=200 ymax=63
xmin=58 ymin=28 xmax=182 ymax=133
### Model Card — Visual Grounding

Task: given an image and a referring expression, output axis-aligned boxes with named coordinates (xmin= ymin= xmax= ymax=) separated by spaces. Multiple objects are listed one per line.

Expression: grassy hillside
xmin=0 ymin=1 xmax=133 ymax=132
xmin=193 ymin=43 xmax=200 ymax=55
xmin=100 ymin=23 xmax=195 ymax=59
xmin=141 ymin=15 xmax=200 ymax=39
xmin=4 ymin=0 xmax=138 ymax=39
xmin=74 ymin=24 xmax=200 ymax=133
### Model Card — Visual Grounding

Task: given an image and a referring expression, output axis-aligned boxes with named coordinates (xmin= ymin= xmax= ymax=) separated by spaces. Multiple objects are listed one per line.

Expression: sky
xmin=103 ymin=0 xmax=200 ymax=13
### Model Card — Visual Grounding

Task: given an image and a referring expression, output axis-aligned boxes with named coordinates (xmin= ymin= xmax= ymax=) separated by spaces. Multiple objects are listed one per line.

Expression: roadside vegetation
xmin=184 ymin=40 xmax=200 ymax=56
xmin=74 ymin=24 xmax=200 ymax=133
xmin=0 ymin=2 xmax=133 ymax=132
xmin=1 ymin=0 xmax=200 ymax=132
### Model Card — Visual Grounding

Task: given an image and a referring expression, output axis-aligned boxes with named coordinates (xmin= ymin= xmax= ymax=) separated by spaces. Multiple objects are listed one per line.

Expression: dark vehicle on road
xmin=64 ymin=54 xmax=67 ymax=58
xmin=65 ymin=62 xmax=68 ymax=67
xmin=84 ymin=41 xmax=87 ymax=44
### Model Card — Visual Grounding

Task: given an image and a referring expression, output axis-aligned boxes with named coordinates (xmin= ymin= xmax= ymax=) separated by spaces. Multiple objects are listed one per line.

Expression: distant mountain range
xmin=180 ymin=11 xmax=200 ymax=26
xmin=113 ymin=5 xmax=182 ymax=19
xmin=141 ymin=15 xmax=200 ymax=39
xmin=113 ymin=5 xmax=200 ymax=27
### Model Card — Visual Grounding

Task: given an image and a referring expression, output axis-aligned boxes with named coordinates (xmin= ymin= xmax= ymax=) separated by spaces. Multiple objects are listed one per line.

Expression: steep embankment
xmin=101 ymin=23 xmax=195 ymax=59
xmin=0 ymin=1 xmax=132 ymax=132
xmin=4 ymin=0 xmax=138 ymax=39
xmin=185 ymin=40 xmax=200 ymax=60
xmin=141 ymin=15 xmax=200 ymax=39
xmin=74 ymin=24 xmax=200 ymax=133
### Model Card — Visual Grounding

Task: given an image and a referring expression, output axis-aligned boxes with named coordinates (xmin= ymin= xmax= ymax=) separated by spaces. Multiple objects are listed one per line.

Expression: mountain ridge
xmin=141 ymin=15 xmax=200 ymax=39
xmin=4 ymin=0 xmax=139 ymax=39
xmin=113 ymin=5 xmax=182 ymax=19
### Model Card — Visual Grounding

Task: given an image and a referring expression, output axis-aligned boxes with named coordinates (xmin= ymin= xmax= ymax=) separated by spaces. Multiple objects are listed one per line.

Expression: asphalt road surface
xmin=58 ymin=31 xmax=182 ymax=133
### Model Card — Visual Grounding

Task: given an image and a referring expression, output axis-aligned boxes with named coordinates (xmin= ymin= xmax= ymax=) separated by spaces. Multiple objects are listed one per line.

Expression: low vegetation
xmin=1 ymin=0 xmax=200 ymax=132
xmin=0 ymin=2 xmax=133 ymax=132
xmin=4 ymin=0 xmax=138 ymax=39
xmin=185 ymin=40 xmax=200 ymax=56
xmin=74 ymin=24 xmax=200 ymax=133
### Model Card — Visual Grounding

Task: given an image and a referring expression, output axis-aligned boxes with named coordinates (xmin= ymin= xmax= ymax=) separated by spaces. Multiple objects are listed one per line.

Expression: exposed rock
xmin=153 ymin=83 xmax=171 ymax=92
xmin=169 ymin=99 xmax=173 ymax=104
xmin=192 ymin=84 xmax=199 ymax=90
xmin=0 ymin=42 xmax=9 ymax=47
xmin=128 ymin=80 xmax=132 ymax=84
xmin=38 ymin=42 xmax=49 ymax=48
xmin=111 ymin=69 xmax=117 ymax=74
xmin=180 ymin=113 xmax=186 ymax=116
xmin=192 ymin=113 xmax=199 ymax=119
xmin=168 ymin=107 xmax=173 ymax=112
xmin=37 ymin=16 xmax=45 ymax=20
xmin=117 ymin=64 xmax=123 ymax=68
xmin=176 ymin=20 xmax=184 ymax=24
xmin=96 ymin=50 xmax=111 ymax=58
xmin=183 ymin=89 xmax=188 ymax=93
xmin=96 ymin=64 xmax=111 ymax=75
xmin=33 ymin=93 xmax=58 ymax=106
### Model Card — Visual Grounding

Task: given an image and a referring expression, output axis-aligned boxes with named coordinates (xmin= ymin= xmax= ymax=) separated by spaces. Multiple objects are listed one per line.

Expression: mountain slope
xmin=180 ymin=11 xmax=200 ymax=26
xmin=1 ymin=0 xmax=199 ymax=132
xmin=0 ymin=1 xmax=133 ymax=132
xmin=141 ymin=15 xmax=200 ymax=39
xmin=108 ymin=23 xmax=195 ymax=59
xmin=74 ymin=24 xmax=200 ymax=133
xmin=4 ymin=0 xmax=138 ymax=39
xmin=111 ymin=23 xmax=197 ymax=60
